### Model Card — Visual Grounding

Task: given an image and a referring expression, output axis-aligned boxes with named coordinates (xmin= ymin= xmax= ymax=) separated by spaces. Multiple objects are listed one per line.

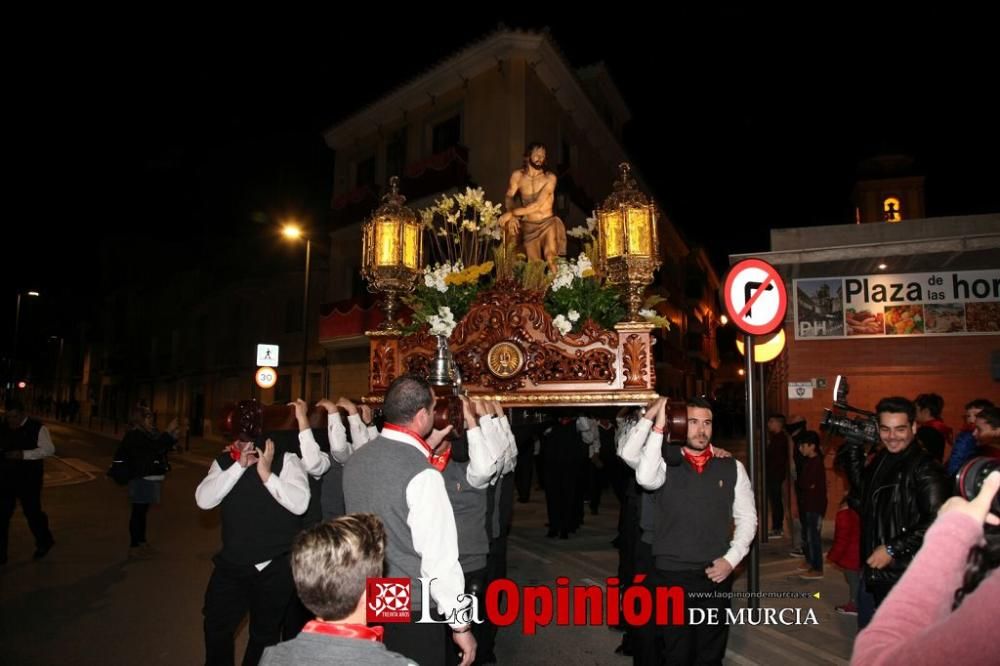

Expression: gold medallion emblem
xmin=487 ymin=342 xmax=524 ymax=378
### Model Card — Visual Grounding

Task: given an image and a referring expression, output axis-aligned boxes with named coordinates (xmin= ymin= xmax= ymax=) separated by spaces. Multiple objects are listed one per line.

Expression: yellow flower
xmin=581 ymin=268 xmax=595 ymax=278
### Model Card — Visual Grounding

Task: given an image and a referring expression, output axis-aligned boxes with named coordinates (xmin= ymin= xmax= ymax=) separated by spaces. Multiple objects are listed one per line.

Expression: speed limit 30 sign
xmin=255 ymin=367 xmax=277 ymax=389
xmin=723 ymin=258 xmax=787 ymax=335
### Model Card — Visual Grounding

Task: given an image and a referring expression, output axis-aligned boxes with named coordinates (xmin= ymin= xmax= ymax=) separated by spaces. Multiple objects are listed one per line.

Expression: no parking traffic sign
xmin=723 ymin=259 xmax=787 ymax=336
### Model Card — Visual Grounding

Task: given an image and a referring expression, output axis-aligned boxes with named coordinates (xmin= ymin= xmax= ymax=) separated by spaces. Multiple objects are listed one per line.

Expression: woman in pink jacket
xmin=851 ymin=469 xmax=999 ymax=665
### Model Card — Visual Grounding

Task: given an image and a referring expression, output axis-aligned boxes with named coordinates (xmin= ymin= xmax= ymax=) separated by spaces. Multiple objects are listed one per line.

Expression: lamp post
xmin=282 ymin=224 xmax=312 ymax=400
xmin=361 ymin=176 xmax=423 ymax=331
xmin=48 ymin=335 xmax=65 ymax=401
xmin=11 ymin=290 xmax=40 ymax=384
xmin=595 ymin=163 xmax=661 ymax=321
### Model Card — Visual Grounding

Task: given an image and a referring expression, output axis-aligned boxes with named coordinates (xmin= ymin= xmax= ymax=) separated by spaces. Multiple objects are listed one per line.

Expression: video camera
xmin=820 ymin=375 xmax=880 ymax=447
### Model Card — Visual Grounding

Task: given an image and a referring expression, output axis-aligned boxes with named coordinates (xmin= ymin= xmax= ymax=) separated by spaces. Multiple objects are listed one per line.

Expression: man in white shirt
xmin=195 ymin=399 xmax=311 ymax=666
xmin=1 ymin=399 xmax=56 ymax=564
xmin=634 ymin=396 xmax=757 ymax=665
xmin=342 ymin=375 xmax=477 ymax=666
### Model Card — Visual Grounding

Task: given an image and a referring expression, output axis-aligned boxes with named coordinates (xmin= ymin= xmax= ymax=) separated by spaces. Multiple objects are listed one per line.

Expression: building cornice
xmin=323 ymin=30 xmax=629 ymax=167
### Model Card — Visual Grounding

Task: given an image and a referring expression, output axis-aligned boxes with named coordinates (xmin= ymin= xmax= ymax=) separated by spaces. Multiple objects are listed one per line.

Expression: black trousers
xmin=589 ymin=460 xmax=607 ymax=513
xmin=0 ymin=464 xmax=53 ymax=560
xmin=383 ymin=617 xmax=447 ymax=666
xmin=479 ymin=474 xmax=513 ymax=660
xmin=766 ymin=477 xmax=784 ymax=532
xmin=634 ymin=568 xmax=733 ymax=666
xmin=202 ymin=553 xmax=294 ymax=666
xmin=514 ymin=449 xmax=533 ymax=501
xmin=446 ymin=567 xmax=488 ymax=666
xmin=129 ymin=503 xmax=150 ymax=547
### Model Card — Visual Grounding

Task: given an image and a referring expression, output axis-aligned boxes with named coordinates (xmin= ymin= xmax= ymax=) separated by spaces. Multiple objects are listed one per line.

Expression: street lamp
xmin=282 ymin=223 xmax=312 ymax=400
xmin=11 ymin=290 xmax=40 ymax=383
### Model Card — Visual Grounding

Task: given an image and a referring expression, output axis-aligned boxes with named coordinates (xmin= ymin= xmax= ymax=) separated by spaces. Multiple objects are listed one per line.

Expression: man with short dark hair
xmin=914 ymin=393 xmax=951 ymax=463
xmin=974 ymin=405 xmax=1000 ymax=457
xmin=260 ymin=514 xmax=415 ymax=665
xmin=195 ymin=399 xmax=311 ymax=666
xmin=1 ymin=398 xmax=56 ymax=564
xmin=837 ymin=396 xmax=949 ymax=628
xmin=765 ymin=413 xmax=789 ymax=538
xmin=343 ymin=375 xmax=476 ymax=666
xmin=947 ymin=399 xmax=995 ymax=475
xmin=635 ymin=396 xmax=757 ymax=664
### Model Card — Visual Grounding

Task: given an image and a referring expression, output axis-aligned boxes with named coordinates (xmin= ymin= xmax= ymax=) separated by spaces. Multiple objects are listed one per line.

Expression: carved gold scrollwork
xmin=622 ymin=334 xmax=648 ymax=388
xmin=371 ymin=343 xmax=397 ymax=389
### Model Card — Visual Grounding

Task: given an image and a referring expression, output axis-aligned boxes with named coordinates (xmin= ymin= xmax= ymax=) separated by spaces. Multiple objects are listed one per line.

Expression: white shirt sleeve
xmin=635 ymin=429 xmax=666 ymax=490
xmin=195 ymin=460 xmax=247 ymax=509
xmin=498 ymin=415 xmax=517 ymax=473
xmin=465 ymin=426 xmax=496 ymax=489
xmin=723 ymin=460 xmax=758 ymax=569
xmin=328 ymin=415 xmax=352 ymax=464
xmin=347 ymin=413 xmax=375 ymax=452
xmin=22 ymin=425 xmax=56 ymax=460
xmin=618 ymin=418 xmax=653 ymax=470
xmin=478 ymin=416 xmax=505 ymax=484
xmin=406 ymin=469 xmax=469 ymax=628
xmin=262 ymin=453 xmax=311 ymax=516
xmin=297 ymin=428 xmax=331 ymax=479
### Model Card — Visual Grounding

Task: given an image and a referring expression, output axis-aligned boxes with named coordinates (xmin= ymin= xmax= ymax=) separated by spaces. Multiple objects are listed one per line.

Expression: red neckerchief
xmin=683 ymin=446 xmax=714 ymax=474
xmin=302 ymin=619 xmax=384 ymax=643
xmin=226 ymin=440 xmax=250 ymax=462
xmin=383 ymin=423 xmax=451 ymax=471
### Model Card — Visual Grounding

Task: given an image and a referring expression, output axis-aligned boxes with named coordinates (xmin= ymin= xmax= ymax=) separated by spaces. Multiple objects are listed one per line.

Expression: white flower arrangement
xmin=423 ymin=261 xmax=463 ymax=293
xmin=550 ymin=253 xmax=596 ymax=292
xmin=639 ymin=306 xmax=672 ymax=330
xmin=552 ymin=314 xmax=572 ymax=336
xmin=420 ymin=187 xmax=504 ymax=266
xmin=427 ymin=306 xmax=458 ymax=337
xmin=567 ymin=212 xmax=598 ymax=240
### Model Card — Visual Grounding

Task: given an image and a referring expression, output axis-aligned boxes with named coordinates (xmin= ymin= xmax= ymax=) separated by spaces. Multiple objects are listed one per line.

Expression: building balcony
xmin=318 ymin=294 xmax=389 ymax=349
xmin=399 ymin=144 xmax=470 ymax=202
xmin=330 ymin=185 xmax=379 ymax=228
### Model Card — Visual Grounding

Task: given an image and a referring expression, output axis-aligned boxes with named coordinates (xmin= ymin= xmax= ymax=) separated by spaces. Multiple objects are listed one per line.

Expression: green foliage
xmin=545 ymin=276 xmax=626 ymax=331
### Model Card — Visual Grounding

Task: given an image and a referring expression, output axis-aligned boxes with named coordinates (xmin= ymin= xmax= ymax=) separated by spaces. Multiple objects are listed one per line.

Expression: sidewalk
xmin=40 ymin=415 xmax=229 ymax=467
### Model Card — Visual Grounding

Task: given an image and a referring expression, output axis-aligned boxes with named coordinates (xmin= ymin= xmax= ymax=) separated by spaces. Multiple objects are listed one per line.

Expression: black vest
xmin=0 ymin=418 xmax=45 ymax=476
xmin=215 ymin=443 xmax=302 ymax=566
xmin=653 ymin=456 xmax=737 ymax=570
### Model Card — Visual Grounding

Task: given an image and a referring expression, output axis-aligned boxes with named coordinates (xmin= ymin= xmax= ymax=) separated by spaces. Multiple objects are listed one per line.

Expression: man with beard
xmin=634 ymin=397 xmax=757 ymax=665
xmin=836 ymin=396 xmax=949 ymax=629
xmin=497 ymin=142 xmax=567 ymax=273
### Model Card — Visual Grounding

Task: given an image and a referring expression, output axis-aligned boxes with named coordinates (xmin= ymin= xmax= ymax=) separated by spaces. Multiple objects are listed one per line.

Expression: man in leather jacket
xmin=836 ymin=396 xmax=949 ymax=623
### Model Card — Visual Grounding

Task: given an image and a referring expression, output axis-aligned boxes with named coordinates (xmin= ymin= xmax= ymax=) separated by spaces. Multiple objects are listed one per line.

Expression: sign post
xmin=724 ymin=258 xmax=787 ymax=610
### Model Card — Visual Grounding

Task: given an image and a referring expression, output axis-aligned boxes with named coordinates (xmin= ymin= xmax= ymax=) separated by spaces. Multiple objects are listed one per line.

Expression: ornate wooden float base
xmin=366 ymin=284 xmax=657 ymax=407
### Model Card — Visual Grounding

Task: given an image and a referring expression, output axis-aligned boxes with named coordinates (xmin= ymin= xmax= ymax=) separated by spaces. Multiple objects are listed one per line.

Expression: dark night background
xmin=6 ymin=10 xmax=999 ymax=362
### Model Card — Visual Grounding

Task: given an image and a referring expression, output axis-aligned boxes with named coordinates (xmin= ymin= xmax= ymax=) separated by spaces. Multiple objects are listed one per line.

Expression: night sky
xmin=7 ymin=10 xmax=999 ymax=356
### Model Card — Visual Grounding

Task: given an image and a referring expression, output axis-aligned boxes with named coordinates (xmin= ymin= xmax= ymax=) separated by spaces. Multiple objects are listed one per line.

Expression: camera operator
xmin=836 ymin=396 xmax=949 ymax=629
xmin=851 ymin=470 xmax=999 ymax=666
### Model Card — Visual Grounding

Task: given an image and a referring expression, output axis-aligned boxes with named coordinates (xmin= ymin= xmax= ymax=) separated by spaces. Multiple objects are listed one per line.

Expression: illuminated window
xmin=883 ymin=196 xmax=902 ymax=222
